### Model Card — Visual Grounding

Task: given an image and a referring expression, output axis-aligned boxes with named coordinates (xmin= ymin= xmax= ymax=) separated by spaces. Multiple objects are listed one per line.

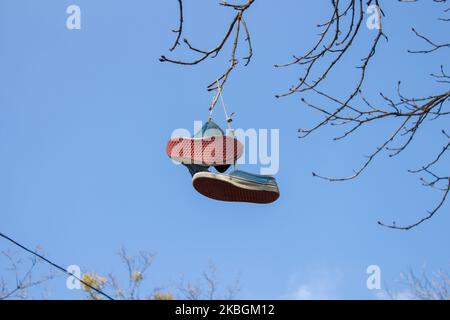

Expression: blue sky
xmin=0 ymin=0 xmax=449 ymax=299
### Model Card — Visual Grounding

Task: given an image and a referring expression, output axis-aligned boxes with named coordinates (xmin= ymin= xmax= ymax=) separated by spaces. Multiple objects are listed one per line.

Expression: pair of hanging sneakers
xmin=166 ymin=119 xmax=280 ymax=204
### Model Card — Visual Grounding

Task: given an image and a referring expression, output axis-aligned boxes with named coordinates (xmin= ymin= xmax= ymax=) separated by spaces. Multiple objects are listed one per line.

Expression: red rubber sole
xmin=166 ymin=136 xmax=243 ymax=166
xmin=192 ymin=174 xmax=279 ymax=204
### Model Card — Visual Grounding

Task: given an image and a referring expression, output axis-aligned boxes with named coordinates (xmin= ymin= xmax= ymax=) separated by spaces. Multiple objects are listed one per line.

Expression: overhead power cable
xmin=0 ymin=231 xmax=114 ymax=300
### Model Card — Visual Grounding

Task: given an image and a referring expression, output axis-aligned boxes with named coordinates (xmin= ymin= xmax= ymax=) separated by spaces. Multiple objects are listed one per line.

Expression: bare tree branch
xmin=0 ymin=250 xmax=56 ymax=300
xmin=274 ymin=0 xmax=450 ymax=230
xmin=168 ymin=0 xmax=184 ymax=51
xmin=161 ymin=0 xmax=255 ymax=92
xmin=162 ymin=0 xmax=450 ymax=230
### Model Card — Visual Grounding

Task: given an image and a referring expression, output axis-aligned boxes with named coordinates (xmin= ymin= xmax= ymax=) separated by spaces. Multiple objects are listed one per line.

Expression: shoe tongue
xmin=194 ymin=120 xmax=224 ymax=138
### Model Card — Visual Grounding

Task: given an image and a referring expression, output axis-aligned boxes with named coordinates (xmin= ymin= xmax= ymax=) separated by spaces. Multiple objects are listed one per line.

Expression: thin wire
xmin=0 ymin=231 xmax=114 ymax=300
xmin=209 ymin=88 xmax=220 ymax=119
xmin=216 ymin=80 xmax=233 ymax=131
xmin=207 ymin=80 xmax=238 ymax=170
xmin=215 ymin=80 xmax=238 ymax=170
